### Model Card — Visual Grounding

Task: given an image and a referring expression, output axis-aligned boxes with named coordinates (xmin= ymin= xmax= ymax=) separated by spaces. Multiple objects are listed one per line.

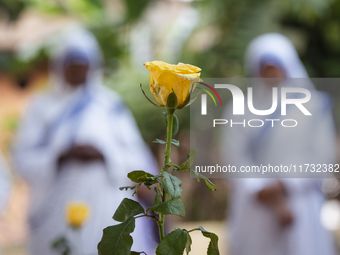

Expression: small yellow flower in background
xmin=143 ymin=61 xmax=201 ymax=109
xmin=66 ymin=202 xmax=90 ymax=229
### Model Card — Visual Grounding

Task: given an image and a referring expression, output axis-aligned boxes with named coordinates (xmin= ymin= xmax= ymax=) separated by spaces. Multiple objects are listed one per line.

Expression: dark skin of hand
xmin=57 ymin=62 xmax=105 ymax=168
xmin=257 ymin=181 xmax=294 ymax=228
xmin=58 ymin=145 xmax=105 ymax=167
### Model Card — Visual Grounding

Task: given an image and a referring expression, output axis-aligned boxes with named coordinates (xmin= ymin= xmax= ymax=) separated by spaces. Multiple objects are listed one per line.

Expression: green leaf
xmin=179 ymin=150 xmax=197 ymax=170
xmin=140 ymin=84 xmax=162 ymax=107
xmin=190 ymin=170 xmax=216 ymax=191
xmin=162 ymin=172 xmax=182 ymax=199
xmin=170 ymin=163 xmax=179 ymax=168
xmin=154 ymin=188 xmax=161 ymax=206
xmin=185 ymin=233 xmax=192 ymax=255
xmin=171 ymin=139 xmax=180 ymax=147
xmin=98 ymin=217 xmax=135 ymax=255
xmin=128 ymin=171 xmax=158 ymax=185
xmin=153 ymin=138 xmax=166 ymax=145
xmin=190 ymin=170 xmax=217 ymax=192
xmin=164 ymin=112 xmax=179 ymax=137
xmin=172 ymin=114 xmax=179 ymax=137
xmin=153 ymin=138 xmax=179 ymax=147
xmin=166 ymin=90 xmax=178 ymax=109
xmin=171 ymin=149 xmax=216 ymax=192
xmin=156 ymin=228 xmax=188 ymax=255
xmin=119 ymin=183 xmax=142 ymax=196
xmin=198 ymin=226 xmax=219 ymax=255
xmin=113 ymin=198 xmax=144 ymax=222
xmin=147 ymin=199 xmax=185 ymax=217
xmin=130 ymin=252 xmax=146 ymax=255
xmin=119 ymin=185 xmax=137 ymax=191
xmin=186 ymin=92 xmax=201 ymax=108
xmin=52 ymin=236 xmax=71 ymax=255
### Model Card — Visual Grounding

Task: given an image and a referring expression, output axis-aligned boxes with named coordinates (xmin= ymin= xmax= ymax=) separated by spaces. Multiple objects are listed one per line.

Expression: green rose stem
xmin=159 ymin=108 xmax=175 ymax=241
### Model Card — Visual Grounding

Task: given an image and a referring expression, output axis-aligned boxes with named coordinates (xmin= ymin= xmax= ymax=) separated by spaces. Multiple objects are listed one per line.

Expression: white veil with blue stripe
xmin=50 ymin=28 xmax=103 ymax=94
xmin=245 ymin=33 xmax=309 ymax=79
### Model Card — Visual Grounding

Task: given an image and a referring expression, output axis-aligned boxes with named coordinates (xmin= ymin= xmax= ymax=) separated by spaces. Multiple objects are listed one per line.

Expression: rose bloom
xmin=143 ymin=61 xmax=201 ymax=109
xmin=66 ymin=202 xmax=90 ymax=228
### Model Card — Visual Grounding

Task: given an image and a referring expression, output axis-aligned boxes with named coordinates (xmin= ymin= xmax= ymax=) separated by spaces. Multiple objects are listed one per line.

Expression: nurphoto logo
xmin=199 ymin=84 xmax=312 ymax=128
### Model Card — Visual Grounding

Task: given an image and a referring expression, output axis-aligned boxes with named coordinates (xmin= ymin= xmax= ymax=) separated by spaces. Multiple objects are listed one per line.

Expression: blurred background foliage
xmin=1 ymin=0 xmax=340 ymax=221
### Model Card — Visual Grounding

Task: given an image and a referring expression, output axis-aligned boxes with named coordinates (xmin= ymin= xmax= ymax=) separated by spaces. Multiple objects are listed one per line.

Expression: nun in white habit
xmin=12 ymin=28 xmax=158 ymax=255
xmin=222 ymin=33 xmax=337 ymax=255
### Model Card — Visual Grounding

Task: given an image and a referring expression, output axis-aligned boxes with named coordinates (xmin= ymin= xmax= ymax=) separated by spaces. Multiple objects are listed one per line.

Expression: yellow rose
xmin=66 ymin=202 xmax=90 ymax=228
xmin=143 ymin=61 xmax=201 ymax=109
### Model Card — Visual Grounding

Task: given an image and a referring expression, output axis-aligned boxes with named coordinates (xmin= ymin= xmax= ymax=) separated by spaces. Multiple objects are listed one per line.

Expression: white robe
xmin=222 ymin=33 xmax=337 ymax=255
xmin=12 ymin=28 xmax=158 ymax=255
xmin=13 ymin=86 xmax=158 ymax=255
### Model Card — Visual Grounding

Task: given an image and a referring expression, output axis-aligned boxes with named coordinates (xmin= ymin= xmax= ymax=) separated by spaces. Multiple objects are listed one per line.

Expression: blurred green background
xmin=0 ymin=0 xmax=340 ymax=224
xmin=2 ymin=0 xmax=340 ymax=140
